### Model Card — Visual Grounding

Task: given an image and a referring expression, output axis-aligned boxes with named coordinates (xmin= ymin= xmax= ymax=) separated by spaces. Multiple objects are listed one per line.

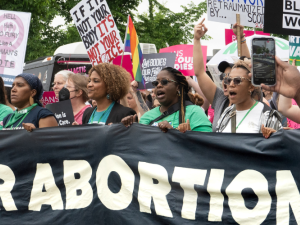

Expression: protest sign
xmin=70 ymin=0 xmax=124 ymax=65
xmin=289 ymin=36 xmax=300 ymax=66
xmin=112 ymin=55 xmax=134 ymax=81
xmin=207 ymin=0 xmax=265 ymax=28
xmin=1 ymin=125 xmax=300 ymax=224
xmin=41 ymin=91 xmax=59 ymax=107
xmin=287 ymin=100 xmax=300 ymax=129
xmin=0 ymin=10 xmax=31 ymax=86
xmin=225 ymin=29 xmax=269 ymax=45
xmin=264 ymin=0 xmax=300 ymax=36
xmin=137 ymin=53 xmax=176 ymax=89
xmin=46 ymin=100 xmax=74 ymax=126
xmin=160 ymin=45 xmax=207 ymax=76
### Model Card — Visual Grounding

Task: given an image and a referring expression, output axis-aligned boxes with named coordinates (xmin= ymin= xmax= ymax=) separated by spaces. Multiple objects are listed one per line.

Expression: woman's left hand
xmin=23 ymin=123 xmax=36 ymax=132
xmin=158 ymin=121 xmax=173 ymax=133
xmin=178 ymin=119 xmax=191 ymax=133
xmin=261 ymin=125 xmax=276 ymax=139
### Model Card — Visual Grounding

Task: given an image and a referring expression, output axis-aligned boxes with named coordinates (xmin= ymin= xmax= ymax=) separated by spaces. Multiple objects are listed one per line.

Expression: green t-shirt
xmin=0 ymin=104 xmax=14 ymax=130
xmin=139 ymin=105 xmax=212 ymax=132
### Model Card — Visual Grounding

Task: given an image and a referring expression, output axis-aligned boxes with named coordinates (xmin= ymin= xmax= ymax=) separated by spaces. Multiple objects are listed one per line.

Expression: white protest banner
xmin=0 ymin=10 xmax=31 ymax=87
xmin=70 ymin=0 xmax=124 ymax=65
xmin=207 ymin=0 xmax=265 ymax=28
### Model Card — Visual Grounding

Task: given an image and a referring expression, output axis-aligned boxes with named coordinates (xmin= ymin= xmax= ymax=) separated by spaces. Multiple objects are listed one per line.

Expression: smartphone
xmin=251 ymin=37 xmax=276 ymax=86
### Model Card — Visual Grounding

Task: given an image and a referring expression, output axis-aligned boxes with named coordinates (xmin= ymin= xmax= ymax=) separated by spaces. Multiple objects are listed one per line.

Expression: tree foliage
xmin=0 ymin=0 xmax=141 ymax=62
xmin=135 ymin=0 xmax=210 ymax=51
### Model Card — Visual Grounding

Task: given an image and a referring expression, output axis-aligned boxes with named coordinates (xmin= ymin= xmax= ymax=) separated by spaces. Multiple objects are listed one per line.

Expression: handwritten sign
xmin=207 ymin=0 xmax=265 ymax=28
xmin=46 ymin=100 xmax=74 ymax=126
xmin=160 ymin=45 xmax=207 ymax=76
xmin=70 ymin=0 xmax=124 ymax=65
xmin=137 ymin=53 xmax=176 ymax=89
xmin=0 ymin=10 xmax=31 ymax=86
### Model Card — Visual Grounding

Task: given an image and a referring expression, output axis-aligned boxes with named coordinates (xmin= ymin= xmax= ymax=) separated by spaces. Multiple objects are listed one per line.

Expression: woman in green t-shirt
xmin=0 ymin=77 xmax=13 ymax=130
xmin=121 ymin=67 xmax=212 ymax=133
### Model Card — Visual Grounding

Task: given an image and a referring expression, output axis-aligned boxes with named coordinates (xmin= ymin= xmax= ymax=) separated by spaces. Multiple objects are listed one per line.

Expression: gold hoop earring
xmin=29 ymin=96 xmax=34 ymax=105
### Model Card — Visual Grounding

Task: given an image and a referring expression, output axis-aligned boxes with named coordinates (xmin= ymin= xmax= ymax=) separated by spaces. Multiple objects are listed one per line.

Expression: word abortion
xmin=283 ymin=0 xmax=300 ymax=30
xmin=71 ymin=0 xmax=123 ymax=65
xmin=0 ymin=155 xmax=299 ymax=224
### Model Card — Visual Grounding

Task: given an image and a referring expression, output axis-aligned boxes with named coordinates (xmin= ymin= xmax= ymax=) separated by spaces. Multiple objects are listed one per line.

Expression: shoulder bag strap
xmin=230 ymin=105 xmax=237 ymax=133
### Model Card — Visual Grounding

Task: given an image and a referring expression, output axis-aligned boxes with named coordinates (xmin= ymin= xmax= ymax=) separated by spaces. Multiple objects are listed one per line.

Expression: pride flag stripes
xmin=124 ymin=15 xmax=144 ymax=83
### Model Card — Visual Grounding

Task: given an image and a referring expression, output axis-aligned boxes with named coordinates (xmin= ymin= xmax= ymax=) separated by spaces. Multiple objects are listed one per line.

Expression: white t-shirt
xmin=222 ymin=102 xmax=264 ymax=133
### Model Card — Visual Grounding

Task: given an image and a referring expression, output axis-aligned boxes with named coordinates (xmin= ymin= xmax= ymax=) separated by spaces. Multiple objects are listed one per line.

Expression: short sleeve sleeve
xmin=37 ymin=108 xmax=56 ymax=120
xmin=188 ymin=106 xmax=212 ymax=132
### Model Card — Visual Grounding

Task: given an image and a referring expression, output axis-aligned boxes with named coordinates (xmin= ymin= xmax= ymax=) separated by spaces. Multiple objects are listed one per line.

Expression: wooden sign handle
xmin=236 ymin=14 xmax=241 ymax=57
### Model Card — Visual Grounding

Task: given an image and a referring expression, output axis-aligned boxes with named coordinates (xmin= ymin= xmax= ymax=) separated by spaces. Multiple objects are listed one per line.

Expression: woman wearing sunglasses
xmin=216 ymin=60 xmax=282 ymax=134
xmin=121 ymin=67 xmax=212 ymax=133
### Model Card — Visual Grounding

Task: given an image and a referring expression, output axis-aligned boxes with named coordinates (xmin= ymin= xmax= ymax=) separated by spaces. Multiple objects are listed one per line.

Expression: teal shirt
xmin=140 ymin=105 xmax=212 ymax=132
xmin=0 ymin=104 xmax=14 ymax=130
xmin=88 ymin=102 xmax=115 ymax=125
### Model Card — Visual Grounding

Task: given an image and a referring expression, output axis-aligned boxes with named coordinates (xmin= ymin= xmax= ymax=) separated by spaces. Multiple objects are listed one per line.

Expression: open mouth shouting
xmin=156 ymin=90 xmax=166 ymax=100
xmin=229 ymin=90 xmax=237 ymax=100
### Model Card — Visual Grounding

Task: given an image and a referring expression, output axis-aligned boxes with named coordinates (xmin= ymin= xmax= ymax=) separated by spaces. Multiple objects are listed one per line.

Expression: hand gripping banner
xmin=0 ymin=124 xmax=300 ymax=224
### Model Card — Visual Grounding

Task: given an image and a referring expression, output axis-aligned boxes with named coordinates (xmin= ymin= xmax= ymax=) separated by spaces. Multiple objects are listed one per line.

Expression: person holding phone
xmin=216 ymin=60 xmax=282 ymax=134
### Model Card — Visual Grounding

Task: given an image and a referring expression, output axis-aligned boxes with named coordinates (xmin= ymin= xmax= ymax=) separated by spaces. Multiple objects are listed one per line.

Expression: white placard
xmin=0 ymin=10 xmax=31 ymax=87
xmin=70 ymin=0 xmax=124 ymax=66
xmin=207 ymin=0 xmax=265 ymax=28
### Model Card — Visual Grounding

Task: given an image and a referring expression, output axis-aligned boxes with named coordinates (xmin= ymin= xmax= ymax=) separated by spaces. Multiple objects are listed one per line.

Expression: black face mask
xmin=59 ymin=87 xmax=70 ymax=102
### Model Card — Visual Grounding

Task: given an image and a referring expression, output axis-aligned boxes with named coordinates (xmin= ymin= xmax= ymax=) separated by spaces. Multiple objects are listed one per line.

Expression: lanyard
xmin=236 ymin=101 xmax=258 ymax=130
xmin=90 ymin=102 xmax=114 ymax=124
xmin=10 ymin=112 xmax=30 ymax=129
xmin=4 ymin=104 xmax=37 ymax=129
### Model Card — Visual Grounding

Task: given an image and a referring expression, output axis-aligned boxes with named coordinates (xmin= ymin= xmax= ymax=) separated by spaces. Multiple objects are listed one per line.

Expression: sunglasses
xmin=152 ymin=79 xmax=177 ymax=87
xmin=224 ymin=77 xmax=251 ymax=85
xmin=219 ymin=73 xmax=230 ymax=81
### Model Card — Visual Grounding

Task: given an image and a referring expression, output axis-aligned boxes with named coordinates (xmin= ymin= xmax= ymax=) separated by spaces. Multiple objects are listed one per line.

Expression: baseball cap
xmin=218 ymin=61 xmax=234 ymax=73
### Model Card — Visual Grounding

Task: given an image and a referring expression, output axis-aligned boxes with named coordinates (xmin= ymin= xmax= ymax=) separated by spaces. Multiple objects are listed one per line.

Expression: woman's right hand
xmin=158 ymin=121 xmax=173 ymax=133
xmin=194 ymin=18 xmax=208 ymax=41
xmin=121 ymin=115 xmax=137 ymax=127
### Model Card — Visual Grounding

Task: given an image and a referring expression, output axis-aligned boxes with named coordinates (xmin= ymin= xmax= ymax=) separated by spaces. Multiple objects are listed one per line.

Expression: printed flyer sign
xmin=46 ymin=100 xmax=74 ymax=126
xmin=207 ymin=0 xmax=265 ymax=28
xmin=0 ymin=10 xmax=31 ymax=86
xmin=70 ymin=0 xmax=124 ymax=65
xmin=112 ymin=55 xmax=134 ymax=81
xmin=160 ymin=45 xmax=207 ymax=76
xmin=41 ymin=91 xmax=59 ymax=107
xmin=225 ymin=29 xmax=270 ymax=45
xmin=289 ymin=36 xmax=300 ymax=66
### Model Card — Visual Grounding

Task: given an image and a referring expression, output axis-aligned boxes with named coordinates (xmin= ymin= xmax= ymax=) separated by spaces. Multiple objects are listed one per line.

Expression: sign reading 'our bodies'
xmin=70 ymin=0 xmax=124 ymax=65
xmin=207 ymin=0 xmax=265 ymax=28
xmin=0 ymin=10 xmax=31 ymax=87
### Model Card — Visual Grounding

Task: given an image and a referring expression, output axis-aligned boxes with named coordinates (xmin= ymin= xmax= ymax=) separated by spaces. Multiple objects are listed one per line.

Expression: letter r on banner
xmin=0 ymin=165 xmax=17 ymax=211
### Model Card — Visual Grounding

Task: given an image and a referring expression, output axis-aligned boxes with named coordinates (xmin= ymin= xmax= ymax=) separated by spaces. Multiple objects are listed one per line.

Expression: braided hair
xmin=161 ymin=67 xmax=191 ymax=124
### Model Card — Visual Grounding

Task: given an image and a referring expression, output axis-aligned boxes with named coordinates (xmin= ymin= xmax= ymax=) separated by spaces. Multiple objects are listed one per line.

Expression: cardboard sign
xmin=46 ymin=100 xmax=74 ymax=126
xmin=41 ymin=91 xmax=59 ymax=107
xmin=112 ymin=55 xmax=134 ymax=81
xmin=207 ymin=0 xmax=265 ymax=28
xmin=264 ymin=0 xmax=300 ymax=36
xmin=137 ymin=53 xmax=176 ymax=89
xmin=159 ymin=45 xmax=207 ymax=76
xmin=289 ymin=36 xmax=300 ymax=66
xmin=0 ymin=10 xmax=31 ymax=87
xmin=70 ymin=0 xmax=124 ymax=65
xmin=225 ymin=29 xmax=270 ymax=45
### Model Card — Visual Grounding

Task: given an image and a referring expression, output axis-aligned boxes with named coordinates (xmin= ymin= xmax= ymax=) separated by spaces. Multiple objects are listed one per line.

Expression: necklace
xmin=236 ymin=101 xmax=258 ymax=130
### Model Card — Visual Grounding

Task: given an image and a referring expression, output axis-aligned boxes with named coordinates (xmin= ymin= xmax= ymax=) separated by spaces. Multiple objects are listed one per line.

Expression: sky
xmin=51 ymin=0 xmax=230 ymax=56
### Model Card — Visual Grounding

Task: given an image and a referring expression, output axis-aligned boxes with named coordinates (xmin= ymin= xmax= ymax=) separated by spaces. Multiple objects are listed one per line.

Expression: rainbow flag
xmin=124 ymin=15 xmax=144 ymax=84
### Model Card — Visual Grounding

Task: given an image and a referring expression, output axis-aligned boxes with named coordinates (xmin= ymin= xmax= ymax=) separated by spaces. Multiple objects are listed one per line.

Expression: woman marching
xmin=81 ymin=63 xmax=136 ymax=125
xmin=2 ymin=73 xmax=58 ymax=131
xmin=121 ymin=67 xmax=212 ymax=133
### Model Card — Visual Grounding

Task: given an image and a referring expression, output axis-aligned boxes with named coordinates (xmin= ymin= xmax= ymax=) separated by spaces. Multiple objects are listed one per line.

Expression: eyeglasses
xmin=152 ymin=79 xmax=177 ymax=87
xmin=219 ymin=73 xmax=230 ymax=81
xmin=52 ymin=82 xmax=64 ymax=86
xmin=224 ymin=77 xmax=251 ymax=85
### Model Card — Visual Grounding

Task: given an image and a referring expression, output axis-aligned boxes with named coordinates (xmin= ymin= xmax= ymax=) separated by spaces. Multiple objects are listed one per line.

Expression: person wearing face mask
xmin=121 ymin=67 xmax=212 ymax=133
xmin=2 ymin=73 xmax=58 ymax=131
xmin=216 ymin=60 xmax=282 ymax=134
xmin=65 ymin=74 xmax=91 ymax=125
xmin=52 ymin=70 xmax=75 ymax=98
xmin=81 ymin=63 xmax=136 ymax=125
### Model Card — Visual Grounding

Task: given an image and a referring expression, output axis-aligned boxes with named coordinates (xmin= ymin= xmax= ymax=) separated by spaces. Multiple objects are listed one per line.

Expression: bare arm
xmin=278 ymin=95 xmax=300 ymax=123
xmin=133 ymin=90 xmax=149 ymax=116
xmin=39 ymin=116 xmax=58 ymax=128
xmin=193 ymin=19 xmax=217 ymax=104
xmin=186 ymin=76 xmax=210 ymax=111
xmin=233 ymin=23 xmax=250 ymax=58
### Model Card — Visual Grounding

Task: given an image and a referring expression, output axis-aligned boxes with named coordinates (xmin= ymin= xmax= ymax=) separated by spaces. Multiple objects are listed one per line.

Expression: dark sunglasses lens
xmin=152 ymin=81 xmax=159 ymax=87
xmin=219 ymin=73 xmax=224 ymax=81
xmin=224 ymin=77 xmax=229 ymax=84
xmin=234 ymin=78 xmax=242 ymax=85
xmin=161 ymin=79 xmax=169 ymax=85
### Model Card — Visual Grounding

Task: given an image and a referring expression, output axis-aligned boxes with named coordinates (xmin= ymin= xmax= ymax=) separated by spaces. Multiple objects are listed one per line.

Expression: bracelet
xmin=241 ymin=39 xmax=246 ymax=44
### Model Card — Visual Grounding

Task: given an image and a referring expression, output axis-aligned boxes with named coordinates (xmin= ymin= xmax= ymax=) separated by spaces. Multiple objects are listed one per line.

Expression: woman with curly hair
xmin=121 ymin=67 xmax=212 ymax=133
xmin=82 ymin=63 xmax=136 ymax=125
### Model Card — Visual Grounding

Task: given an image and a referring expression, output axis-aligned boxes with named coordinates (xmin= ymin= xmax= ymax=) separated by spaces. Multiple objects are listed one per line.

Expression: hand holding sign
xmin=232 ymin=23 xmax=245 ymax=39
xmin=194 ymin=18 xmax=208 ymax=41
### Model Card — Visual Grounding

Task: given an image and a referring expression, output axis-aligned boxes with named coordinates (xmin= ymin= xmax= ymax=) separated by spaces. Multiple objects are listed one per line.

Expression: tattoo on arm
xmin=136 ymin=91 xmax=149 ymax=114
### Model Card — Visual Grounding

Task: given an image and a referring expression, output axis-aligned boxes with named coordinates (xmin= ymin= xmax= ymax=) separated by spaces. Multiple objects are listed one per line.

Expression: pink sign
xmin=287 ymin=99 xmax=300 ymax=129
xmin=113 ymin=55 xmax=134 ymax=81
xmin=41 ymin=91 xmax=58 ymax=107
xmin=159 ymin=45 xmax=207 ymax=76
xmin=225 ymin=29 xmax=270 ymax=45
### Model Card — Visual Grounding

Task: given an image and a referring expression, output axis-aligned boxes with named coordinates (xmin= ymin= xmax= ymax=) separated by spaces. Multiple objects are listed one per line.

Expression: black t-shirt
xmin=3 ymin=106 xmax=55 ymax=130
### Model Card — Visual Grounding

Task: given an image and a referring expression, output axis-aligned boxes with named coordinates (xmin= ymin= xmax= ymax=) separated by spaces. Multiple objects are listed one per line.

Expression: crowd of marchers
xmin=0 ymin=21 xmax=299 ymax=139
